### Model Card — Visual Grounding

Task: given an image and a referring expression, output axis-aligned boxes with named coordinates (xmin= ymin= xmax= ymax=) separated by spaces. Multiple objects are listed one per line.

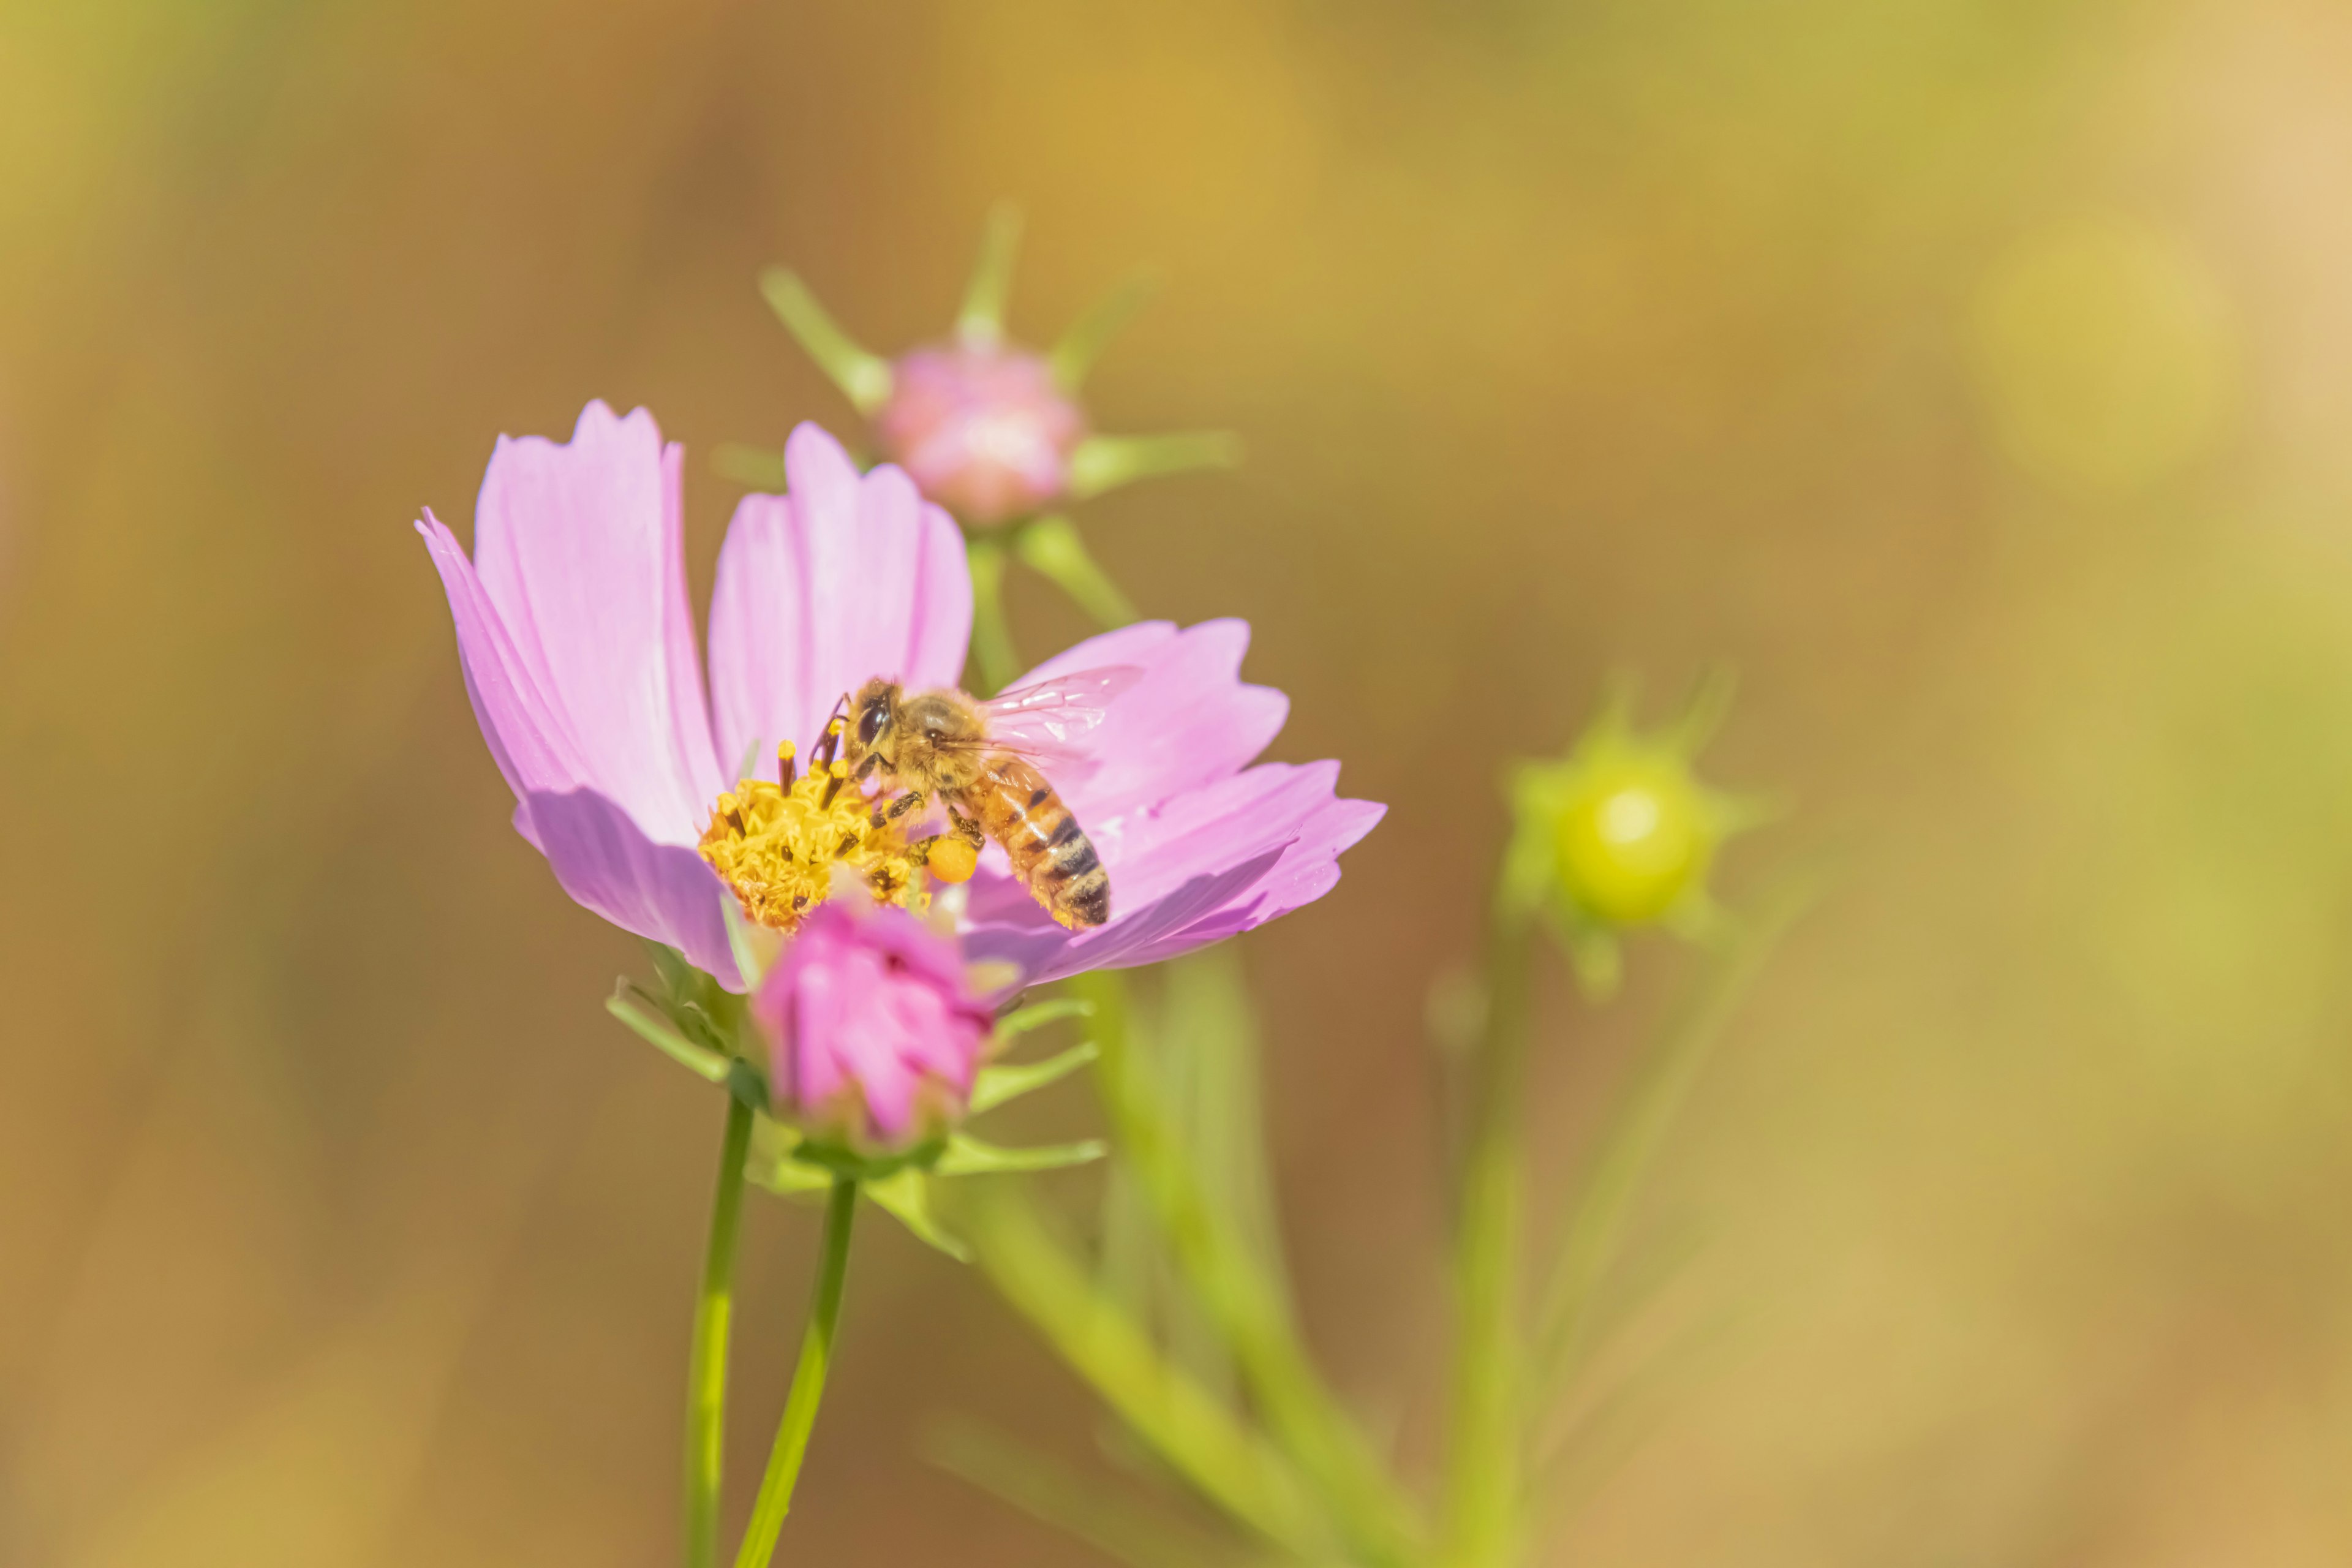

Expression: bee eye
xmin=856 ymin=704 xmax=886 ymax=746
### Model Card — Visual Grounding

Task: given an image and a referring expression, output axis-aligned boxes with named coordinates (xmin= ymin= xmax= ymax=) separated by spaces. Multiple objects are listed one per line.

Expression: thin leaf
xmin=1534 ymin=869 xmax=1819 ymax=1397
xmin=606 ymin=988 xmax=730 ymax=1084
xmin=925 ymin=1415 xmax=1260 ymax=1568
xmin=951 ymin=1184 xmax=1335 ymax=1558
xmin=937 ymin=1134 xmax=1106 ymax=1177
xmin=973 ymin=1041 xmax=1099 ymax=1113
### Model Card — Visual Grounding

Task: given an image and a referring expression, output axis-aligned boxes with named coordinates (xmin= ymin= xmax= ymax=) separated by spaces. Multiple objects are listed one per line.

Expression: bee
xmin=830 ymin=668 xmax=1139 ymax=930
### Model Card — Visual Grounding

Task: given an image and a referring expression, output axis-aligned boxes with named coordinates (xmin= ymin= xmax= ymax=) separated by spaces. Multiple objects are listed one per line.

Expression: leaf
xmin=866 ymin=1169 xmax=971 ymax=1262
xmin=936 ymin=1133 xmax=1106 ymax=1176
xmin=972 ymin=1041 xmax=1099 ymax=1113
xmin=605 ymin=987 xmax=730 ymax=1084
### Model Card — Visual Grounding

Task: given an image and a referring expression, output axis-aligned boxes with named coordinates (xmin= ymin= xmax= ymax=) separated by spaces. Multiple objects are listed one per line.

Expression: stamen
xmin=697 ymin=758 xmax=932 ymax=933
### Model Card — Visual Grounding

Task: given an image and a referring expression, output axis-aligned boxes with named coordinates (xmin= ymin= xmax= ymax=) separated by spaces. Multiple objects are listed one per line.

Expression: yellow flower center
xmin=698 ymin=742 xmax=931 ymax=932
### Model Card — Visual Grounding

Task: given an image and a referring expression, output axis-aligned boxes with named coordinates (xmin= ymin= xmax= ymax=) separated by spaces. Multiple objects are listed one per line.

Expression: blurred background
xmin=7 ymin=0 xmax=2352 ymax=1562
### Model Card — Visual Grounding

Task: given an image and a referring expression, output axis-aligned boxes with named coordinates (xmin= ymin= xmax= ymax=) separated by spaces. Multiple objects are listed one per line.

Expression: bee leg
xmin=947 ymin=804 xmax=985 ymax=849
xmin=871 ymin=788 xmax=925 ymax=829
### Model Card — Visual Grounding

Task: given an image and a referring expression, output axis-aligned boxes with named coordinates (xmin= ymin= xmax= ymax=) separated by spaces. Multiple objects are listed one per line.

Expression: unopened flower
xmin=753 ymin=899 xmax=995 ymax=1152
xmin=418 ymin=402 xmax=1378 ymax=992
xmin=1503 ymin=674 xmax=1767 ymax=994
xmin=875 ymin=343 xmax=1084 ymax=526
xmin=756 ymin=206 xmax=1238 ymax=528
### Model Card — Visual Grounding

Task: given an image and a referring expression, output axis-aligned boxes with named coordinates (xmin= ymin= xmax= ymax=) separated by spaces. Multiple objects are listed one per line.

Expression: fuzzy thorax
xmin=698 ymin=745 xmax=930 ymax=931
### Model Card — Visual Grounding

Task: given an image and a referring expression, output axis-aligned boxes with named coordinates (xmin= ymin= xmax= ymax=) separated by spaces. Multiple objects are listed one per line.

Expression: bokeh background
xmin=7 ymin=0 xmax=2352 ymax=1562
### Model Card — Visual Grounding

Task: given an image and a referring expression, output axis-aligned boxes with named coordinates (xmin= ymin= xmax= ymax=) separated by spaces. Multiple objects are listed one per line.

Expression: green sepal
xmin=1067 ymin=431 xmax=1242 ymax=500
xmin=710 ymin=443 xmax=788 ymax=489
xmin=992 ymin=997 xmax=1095 ymax=1037
xmin=608 ymin=946 xmax=760 ymax=1082
xmin=606 ymin=986 xmax=731 ymax=1084
xmin=971 ymin=1041 xmax=1099 ymax=1114
xmin=790 ymin=1131 xmax=951 ymax=1184
xmin=1048 ymin=270 xmax=1159 ymax=392
xmin=745 ymin=1115 xmax=833 ymax=1197
xmin=760 ymin=266 xmax=894 ymax=413
xmin=867 ymin=1169 xmax=973 ymax=1262
xmin=1014 ymin=514 xmax=1137 ymax=630
xmin=956 ymin=202 xmax=1023 ymax=350
xmin=935 ymin=1133 xmax=1107 ymax=1176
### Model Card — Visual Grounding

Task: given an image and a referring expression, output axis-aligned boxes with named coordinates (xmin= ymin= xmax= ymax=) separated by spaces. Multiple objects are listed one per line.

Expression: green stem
xmin=733 ymin=1177 xmax=859 ymax=1568
xmin=1438 ymin=905 xmax=1536 ymax=1568
xmin=1534 ymin=876 xmax=1813 ymax=1397
xmin=1076 ymin=973 xmax=1423 ymax=1568
xmin=1015 ymin=514 xmax=1138 ymax=629
xmin=956 ymin=1182 xmax=1333 ymax=1559
xmin=965 ymin=534 xmax=1022 ymax=696
xmin=685 ymin=1095 xmax=755 ymax=1568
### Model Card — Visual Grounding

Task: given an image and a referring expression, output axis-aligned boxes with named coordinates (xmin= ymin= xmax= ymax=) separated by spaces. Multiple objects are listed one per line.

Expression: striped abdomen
xmin=964 ymin=753 xmax=1109 ymax=929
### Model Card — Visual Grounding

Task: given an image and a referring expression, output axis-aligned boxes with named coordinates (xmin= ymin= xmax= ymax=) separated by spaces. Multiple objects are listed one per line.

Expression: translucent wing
xmin=976 ymin=666 xmax=1142 ymax=750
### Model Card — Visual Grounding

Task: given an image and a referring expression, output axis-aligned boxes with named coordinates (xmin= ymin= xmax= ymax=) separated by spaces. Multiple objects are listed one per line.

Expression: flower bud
xmin=751 ymin=900 xmax=995 ymax=1153
xmin=1551 ymin=752 xmax=1711 ymax=924
xmin=873 ymin=344 xmax=1086 ymax=526
xmin=1504 ymin=674 xmax=1763 ymax=993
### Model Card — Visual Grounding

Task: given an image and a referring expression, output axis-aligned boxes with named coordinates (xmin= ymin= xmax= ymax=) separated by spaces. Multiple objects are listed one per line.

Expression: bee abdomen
xmin=972 ymin=755 xmax=1110 ymax=930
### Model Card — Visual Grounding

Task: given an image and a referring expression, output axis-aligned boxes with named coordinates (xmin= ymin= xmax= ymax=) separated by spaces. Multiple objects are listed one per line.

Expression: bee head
xmin=850 ymin=678 xmax=900 ymax=759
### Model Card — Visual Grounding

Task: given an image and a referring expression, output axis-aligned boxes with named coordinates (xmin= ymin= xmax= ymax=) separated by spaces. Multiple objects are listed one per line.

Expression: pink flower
xmin=417 ymin=401 xmax=1381 ymax=993
xmin=752 ymin=900 xmax=994 ymax=1148
xmin=875 ymin=344 xmax=1085 ymax=527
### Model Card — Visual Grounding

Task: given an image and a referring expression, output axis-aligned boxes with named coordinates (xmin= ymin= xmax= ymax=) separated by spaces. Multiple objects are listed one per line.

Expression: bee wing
xmin=976 ymin=666 xmax=1143 ymax=749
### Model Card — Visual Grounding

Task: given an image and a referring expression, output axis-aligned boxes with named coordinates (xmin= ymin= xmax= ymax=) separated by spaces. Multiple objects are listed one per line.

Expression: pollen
xmin=699 ymin=744 xmax=930 ymax=931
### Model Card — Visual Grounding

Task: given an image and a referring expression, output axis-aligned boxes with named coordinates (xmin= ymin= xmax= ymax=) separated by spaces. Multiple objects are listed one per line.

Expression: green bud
xmin=1504 ymin=672 xmax=1768 ymax=993
xmin=1552 ymin=753 xmax=1711 ymax=924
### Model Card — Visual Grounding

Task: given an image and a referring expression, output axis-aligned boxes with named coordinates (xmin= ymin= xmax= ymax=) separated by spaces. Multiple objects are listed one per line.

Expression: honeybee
xmin=829 ymin=668 xmax=1139 ymax=930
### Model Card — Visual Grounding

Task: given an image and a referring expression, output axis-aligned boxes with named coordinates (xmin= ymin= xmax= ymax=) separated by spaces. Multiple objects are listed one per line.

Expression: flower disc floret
xmin=698 ymin=745 xmax=931 ymax=932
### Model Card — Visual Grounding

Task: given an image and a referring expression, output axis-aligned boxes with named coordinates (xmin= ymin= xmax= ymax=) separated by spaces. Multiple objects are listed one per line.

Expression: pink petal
xmin=707 ymin=424 xmax=971 ymax=778
xmin=1012 ymin=620 xmax=1289 ymax=826
xmin=469 ymin=402 xmax=721 ymax=845
xmin=519 ymin=789 xmax=744 ymax=990
xmin=960 ymin=761 xmax=1384 ymax=985
xmin=417 ymin=511 xmax=592 ymax=799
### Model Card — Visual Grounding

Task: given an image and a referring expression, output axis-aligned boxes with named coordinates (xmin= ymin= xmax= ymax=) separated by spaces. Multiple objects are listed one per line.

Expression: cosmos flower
xmin=417 ymin=401 xmax=1380 ymax=993
xmin=873 ymin=342 xmax=1085 ymax=527
xmin=755 ymin=207 xmax=1239 ymax=530
xmin=752 ymin=899 xmax=995 ymax=1149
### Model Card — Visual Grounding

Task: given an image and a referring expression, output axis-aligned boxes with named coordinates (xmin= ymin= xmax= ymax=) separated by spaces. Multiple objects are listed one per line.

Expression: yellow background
xmin=5 ymin=0 xmax=2352 ymax=1562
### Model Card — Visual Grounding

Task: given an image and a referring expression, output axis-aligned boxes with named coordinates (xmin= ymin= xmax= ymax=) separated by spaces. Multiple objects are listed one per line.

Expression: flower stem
xmin=685 ymin=1093 xmax=755 ymax=1568
xmin=965 ymin=534 xmax=1022 ymax=696
xmin=1439 ymin=903 xmax=1536 ymax=1568
xmin=1075 ymin=972 xmax=1423 ymax=1568
xmin=733 ymin=1175 xmax=860 ymax=1568
xmin=956 ymin=1182 xmax=1333 ymax=1560
xmin=1534 ymin=873 xmax=1814 ymax=1398
xmin=1015 ymin=514 xmax=1137 ymax=630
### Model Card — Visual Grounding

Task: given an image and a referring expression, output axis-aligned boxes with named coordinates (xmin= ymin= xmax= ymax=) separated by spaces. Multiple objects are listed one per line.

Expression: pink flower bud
xmin=874 ymin=344 xmax=1086 ymax=526
xmin=752 ymin=901 xmax=996 ymax=1150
